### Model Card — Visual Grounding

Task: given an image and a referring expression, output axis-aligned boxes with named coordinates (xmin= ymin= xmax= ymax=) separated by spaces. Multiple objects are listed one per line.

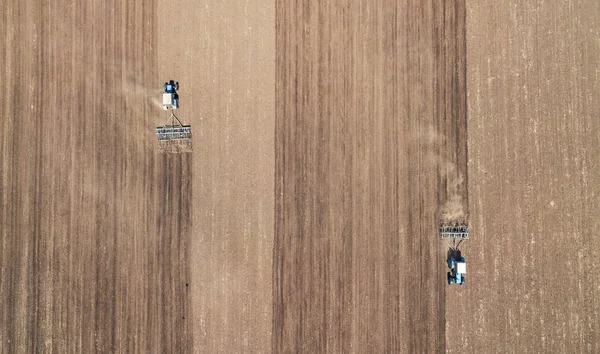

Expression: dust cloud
xmin=439 ymin=161 xmax=467 ymax=223
xmin=416 ymin=124 xmax=468 ymax=224
xmin=122 ymin=80 xmax=164 ymax=110
xmin=440 ymin=193 xmax=466 ymax=223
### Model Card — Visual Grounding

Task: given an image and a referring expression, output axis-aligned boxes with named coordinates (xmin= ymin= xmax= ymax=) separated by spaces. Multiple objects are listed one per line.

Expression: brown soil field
xmin=0 ymin=0 xmax=192 ymax=351
xmin=1 ymin=0 xmax=599 ymax=353
xmin=157 ymin=0 xmax=275 ymax=352
xmin=274 ymin=1 xmax=466 ymax=352
xmin=449 ymin=1 xmax=600 ymax=353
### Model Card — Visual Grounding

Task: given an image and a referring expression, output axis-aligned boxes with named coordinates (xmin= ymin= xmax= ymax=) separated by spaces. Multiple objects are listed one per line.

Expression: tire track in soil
xmin=155 ymin=153 xmax=193 ymax=352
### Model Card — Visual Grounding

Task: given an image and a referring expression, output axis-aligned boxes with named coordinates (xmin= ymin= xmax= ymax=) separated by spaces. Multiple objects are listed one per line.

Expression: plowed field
xmin=273 ymin=1 xmax=466 ymax=352
xmin=1 ymin=0 xmax=599 ymax=353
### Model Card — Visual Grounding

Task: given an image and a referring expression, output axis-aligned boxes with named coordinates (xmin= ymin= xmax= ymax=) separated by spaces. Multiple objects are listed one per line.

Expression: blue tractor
xmin=440 ymin=222 xmax=468 ymax=286
xmin=156 ymin=80 xmax=191 ymax=145
xmin=162 ymin=80 xmax=180 ymax=110
xmin=447 ymin=251 xmax=466 ymax=285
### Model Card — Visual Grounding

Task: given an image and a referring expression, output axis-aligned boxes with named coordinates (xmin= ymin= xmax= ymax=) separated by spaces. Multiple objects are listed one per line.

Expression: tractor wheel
xmin=447 ymin=272 xmax=452 ymax=285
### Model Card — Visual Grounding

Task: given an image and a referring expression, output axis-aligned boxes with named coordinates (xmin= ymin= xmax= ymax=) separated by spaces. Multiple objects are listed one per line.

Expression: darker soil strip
xmin=274 ymin=1 xmax=467 ymax=352
xmin=434 ymin=0 xmax=467 ymax=352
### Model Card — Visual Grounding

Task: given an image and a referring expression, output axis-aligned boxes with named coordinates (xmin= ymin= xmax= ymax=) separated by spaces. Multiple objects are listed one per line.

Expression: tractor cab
xmin=162 ymin=80 xmax=180 ymax=110
xmin=447 ymin=255 xmax=466 ymax=285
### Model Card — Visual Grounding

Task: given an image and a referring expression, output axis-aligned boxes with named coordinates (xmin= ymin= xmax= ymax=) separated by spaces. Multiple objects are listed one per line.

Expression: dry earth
xmin=0 ymin=0 xmax=192 ymax=351
xmin=157 ymin=0 xmax=275 ymax=352
xmin=274 ymin=1 xmax=466 ymax=352
xmin=1 ymin=0 xmax=599 ymax=353
xmin=449 ymin=1 xmax=600 ymax=353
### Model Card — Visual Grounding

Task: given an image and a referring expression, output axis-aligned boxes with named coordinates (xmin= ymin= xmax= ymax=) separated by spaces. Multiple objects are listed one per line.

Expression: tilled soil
xmin=156 ymin=0 xmax=276 ymax=352
xmin=2 ymin=0 xmax=599 ymax=353
xmin=449 ymin=1 xmax=600 ymax=353
xmin=0 ymin=0 xmax=191 ymax=351
xmin=273 ymin=1 xmax=466 ymax=352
